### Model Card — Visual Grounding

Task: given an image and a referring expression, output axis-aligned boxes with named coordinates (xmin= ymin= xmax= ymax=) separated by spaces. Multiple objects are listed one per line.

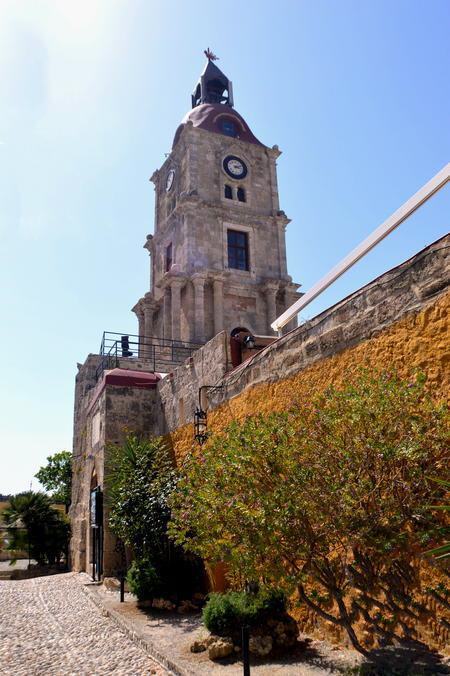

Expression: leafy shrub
xmin=257 ymin=587 xmax=287 ymax=615
xmin=126 ymin=557 xmax=162 ymax=601
xmin=203 ymin=589 xmax=287 ymax=636
xmin=107 ymin=435 xmax=205 ymax=600
xmin=170 ymin=369 xmax=449 ymax=654
xmin=107 ymin=435 xmax=176 ymax=560
xmin=3 ymin=491 xmax=70 ymax=565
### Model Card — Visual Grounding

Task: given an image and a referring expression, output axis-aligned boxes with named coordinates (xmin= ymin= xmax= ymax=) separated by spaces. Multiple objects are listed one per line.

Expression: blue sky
xmin=0 ymin=0 xmax=449 ymax=494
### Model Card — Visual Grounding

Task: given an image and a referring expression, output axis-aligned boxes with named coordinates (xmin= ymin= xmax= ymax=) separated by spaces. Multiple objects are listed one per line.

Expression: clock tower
xmin=133 ymin=55 xmax=300 ymax=345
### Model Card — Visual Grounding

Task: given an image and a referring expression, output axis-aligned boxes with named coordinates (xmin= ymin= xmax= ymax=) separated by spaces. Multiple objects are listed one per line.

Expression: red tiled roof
xmin=104 ymin=368 xmax=160 ymax=388
xmin=86 ymin=368 xmax=160 ymax=416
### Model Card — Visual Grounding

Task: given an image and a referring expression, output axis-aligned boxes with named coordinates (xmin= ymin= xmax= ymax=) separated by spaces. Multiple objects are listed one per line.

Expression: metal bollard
xmin=120 ymin=574 xmax=125 ymax=602
xmin=242 ymin=625 xmax=250 ymax=676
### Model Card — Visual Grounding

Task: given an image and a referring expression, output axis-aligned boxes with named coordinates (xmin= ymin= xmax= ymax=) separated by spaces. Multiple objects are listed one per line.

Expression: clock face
xmin=223 ymin=155 xmax=248 ymax=180
xmin=166 ymin=169 xmax=175 ymax=192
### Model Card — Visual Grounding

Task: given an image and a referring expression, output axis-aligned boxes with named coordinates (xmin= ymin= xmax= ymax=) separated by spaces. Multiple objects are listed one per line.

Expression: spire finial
xmin=204 ymin=47 xmax=219 ymax=62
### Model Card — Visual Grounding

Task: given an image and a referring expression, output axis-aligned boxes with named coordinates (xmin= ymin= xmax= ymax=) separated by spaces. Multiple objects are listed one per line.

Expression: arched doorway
xmin=230 ymin=326 xmax=253 ymax=367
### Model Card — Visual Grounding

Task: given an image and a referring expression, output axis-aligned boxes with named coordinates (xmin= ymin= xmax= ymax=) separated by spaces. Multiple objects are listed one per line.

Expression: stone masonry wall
xmin=70 ymin=360 xmax=159 ymax=575
xmin=158 ymin=235 xmax=450 ymax=653
xmin=162 ymin=235 xmax=449 ymax=460
xmin=157 ymin=330 xmax=232 ymax=434
xmin=102 ymin=385 xmax=159 ymax=574
xmin=70 ymin=354 xmax=102 ymax=572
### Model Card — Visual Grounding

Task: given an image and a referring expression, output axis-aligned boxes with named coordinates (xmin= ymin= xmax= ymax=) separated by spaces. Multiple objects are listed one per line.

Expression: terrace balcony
xmin=95 ymin=331 xmax=203 ymax=381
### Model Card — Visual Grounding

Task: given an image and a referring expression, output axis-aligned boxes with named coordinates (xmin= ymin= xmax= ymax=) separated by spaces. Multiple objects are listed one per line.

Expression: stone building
xmin=131 ymin=57 xmax=300 ymax=345
xmin=69 ymin=57 xmax=450 ymax=653
xmin=70 ymin=55 xmax=301 ymax=577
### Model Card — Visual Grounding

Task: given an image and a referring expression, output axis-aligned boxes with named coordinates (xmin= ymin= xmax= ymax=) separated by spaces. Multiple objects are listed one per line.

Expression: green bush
xmin=3 ymin=491 xmax=70 ymax=565
xmin=108 ymin=435 xmax=205 ymax=601
xmin=126 ymin=557 xmax=162 ymax=601
xmin=170 ymin=369 xmax=449 ymax=654
xmin=203 ymin=588 xmax=287 ymax=636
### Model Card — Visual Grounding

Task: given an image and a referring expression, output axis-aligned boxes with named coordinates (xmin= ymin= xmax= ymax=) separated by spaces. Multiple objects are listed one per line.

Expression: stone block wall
xmin=70 ymin=360 xmax=159 ymax=575
xmin=162 ymin=235 xmax=449 ymax=459
xmin=157 ymin=235 xmax=449 ymax=653
xmin=157 ymin=330 xmax=232 ymax=434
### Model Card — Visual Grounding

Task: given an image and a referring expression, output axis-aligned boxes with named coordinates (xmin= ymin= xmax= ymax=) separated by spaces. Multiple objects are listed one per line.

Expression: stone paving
xmin=0 ymin=572 xmax=168 ymax=675
xmin=90 ymin=585 xmax=365 ymax=675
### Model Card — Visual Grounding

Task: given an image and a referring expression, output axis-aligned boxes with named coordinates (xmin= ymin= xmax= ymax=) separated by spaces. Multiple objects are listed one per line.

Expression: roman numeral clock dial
xmin=223 ymin=155 xmax=248 ymax=180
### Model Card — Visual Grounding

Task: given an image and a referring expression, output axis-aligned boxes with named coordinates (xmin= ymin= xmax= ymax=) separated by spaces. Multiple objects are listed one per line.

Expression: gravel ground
xmin=0 ymin=573 xmax=168 ymax=675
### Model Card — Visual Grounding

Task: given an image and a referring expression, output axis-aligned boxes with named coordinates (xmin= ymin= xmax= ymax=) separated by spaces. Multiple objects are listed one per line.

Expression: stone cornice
xmin=191 ymin=272 xmax=208 ymax=285
xmin=140 ymin=293 xmax=161 ymax=314
xmin=284 ymin=281 xmax=302 ymax=293
xmin=263 ymin=279 xmax=281 ymax=293
xmin=157 ymin=268 xmax=188 ymax=290
xmin=131 ymin=298 xmax=145 ymax=317
xmin=267 ymin=144 xmax=282 ymax=159
xmin=275 ymin=210 xmax=291 ymax=226
xmin=160 ymin=194 xmax=291 ymax=226
xmin=207 ymin=270 xmax=225 ymax=284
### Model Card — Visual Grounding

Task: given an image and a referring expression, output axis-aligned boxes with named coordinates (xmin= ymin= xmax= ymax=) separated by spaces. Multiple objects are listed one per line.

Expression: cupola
xmin=191 ymin=51 xmax=234 ymax=108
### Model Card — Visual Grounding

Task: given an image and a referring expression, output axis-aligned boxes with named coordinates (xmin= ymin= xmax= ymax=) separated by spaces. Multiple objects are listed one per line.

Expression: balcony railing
xmin=95 ymin=331 xmax=203 ymax=380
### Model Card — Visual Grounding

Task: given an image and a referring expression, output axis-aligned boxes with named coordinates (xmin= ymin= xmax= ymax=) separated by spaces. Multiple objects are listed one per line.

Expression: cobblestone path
xmin=0 ymin=573 xmax=168 ymax=675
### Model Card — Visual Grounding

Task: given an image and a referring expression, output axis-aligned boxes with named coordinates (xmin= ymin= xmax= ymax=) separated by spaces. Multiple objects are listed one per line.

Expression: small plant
xmin=203 ymin=588 xmax=287 ymax=636
xmin=126 ymin=557 xmax=162 ymax=601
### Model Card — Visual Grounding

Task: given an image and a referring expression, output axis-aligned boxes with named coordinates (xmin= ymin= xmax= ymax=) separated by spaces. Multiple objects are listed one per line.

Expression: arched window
xmin=221 ymin=118 xmax=237 ymax=137
xmin=206 ymin=79 xmax=227 ymax=104
xmin=224 ymin=185 xmax=233 ymax=199
xmin=237 ymin=187 xmax=246 ymax=202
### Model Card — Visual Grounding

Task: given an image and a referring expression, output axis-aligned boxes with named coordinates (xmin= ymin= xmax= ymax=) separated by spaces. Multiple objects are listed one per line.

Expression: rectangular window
xmin=221 ymin=119 xmax=237 ymax=137
xmin=165 ymin=243 xmax=172 ymax=272
xmin=224 ymin=184 xmax=233 ymax=199
xmin=227 ymin=229 xmax=249 ymax=271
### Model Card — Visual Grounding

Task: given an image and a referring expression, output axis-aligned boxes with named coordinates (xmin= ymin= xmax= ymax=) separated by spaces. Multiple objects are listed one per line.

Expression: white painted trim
xmin=272 ymin=163 xmax=450 ymax=333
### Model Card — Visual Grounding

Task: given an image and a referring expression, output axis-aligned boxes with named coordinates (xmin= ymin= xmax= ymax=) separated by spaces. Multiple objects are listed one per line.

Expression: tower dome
xmin=172 ymin=55 xmax=263 ymax=148
xmin=173 ymin=103 xmax=263 ymax=147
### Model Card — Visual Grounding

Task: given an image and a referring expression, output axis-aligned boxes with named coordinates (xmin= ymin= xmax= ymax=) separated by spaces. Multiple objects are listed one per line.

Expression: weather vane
xmin=204 ymin=47 xmax=219 ymax=61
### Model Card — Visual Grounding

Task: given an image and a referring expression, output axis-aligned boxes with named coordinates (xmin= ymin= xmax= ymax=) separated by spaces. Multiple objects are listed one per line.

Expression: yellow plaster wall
xmin=166 ymin=291 xmax=450 ymax=653
xmin=169 ymin=291 xmax=449 ymax=462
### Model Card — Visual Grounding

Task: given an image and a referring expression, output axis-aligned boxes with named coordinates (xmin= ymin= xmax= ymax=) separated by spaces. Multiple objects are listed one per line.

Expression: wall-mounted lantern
xmin=193 ymin=384 xmax=224 ymax=445
xmin=243 ymin=334 xmax=256 ymax=350
xmin=194 ymin=407 xmax=208 ymax=445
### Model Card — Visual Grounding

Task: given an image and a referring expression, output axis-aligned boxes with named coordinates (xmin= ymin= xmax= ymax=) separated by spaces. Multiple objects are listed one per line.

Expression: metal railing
xmin=95 ymin=331 xmax=203 ymax=380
